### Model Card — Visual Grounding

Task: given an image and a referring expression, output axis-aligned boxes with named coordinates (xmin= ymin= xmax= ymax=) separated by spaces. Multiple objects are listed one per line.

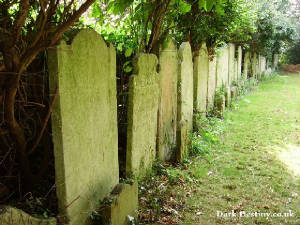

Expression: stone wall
xmin=126 ymin=54 xmax=159 ymax=176
xmin=176 ymin=42 xmax=193 ymax=161
xmin=48 ymin=30 xmax=119 ymax=225
xmin=157 ymin=39 xmax=178 ymax=161
xmin=194 ymin=42 xmax=209 ymax=114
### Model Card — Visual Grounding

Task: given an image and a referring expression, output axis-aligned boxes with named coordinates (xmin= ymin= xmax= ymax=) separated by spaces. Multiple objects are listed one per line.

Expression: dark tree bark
xmin=0 ymin=0 xmax=95 ymax=189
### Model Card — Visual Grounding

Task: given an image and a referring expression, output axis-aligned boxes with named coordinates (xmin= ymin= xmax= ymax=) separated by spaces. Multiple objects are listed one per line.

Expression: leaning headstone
xmin=176 ymin=42 xmax=193 ymax=162
xmin=237 ymin=46 xmax=242 ymax=80
xmin=216 ymin=46 xmax=229 ymax=88
xmin=228 ymin=43 xmax=235 ymax=85
xmin=126 ymin=54 xmax=159 ymax=176
xmin=100 ymin=181 xmax=138 ymax=225
xmin=0 ymin=206 xmax=56 ymax=225
xmin=207 ymin=57 xmax=217 ymax=111
xmin=48 ymin=30 xmax=119 ymax=225
xmin=194 ymin=42 xmax=209 ymax=114
xmin=157 ymin=38 xmax=178 ymax=161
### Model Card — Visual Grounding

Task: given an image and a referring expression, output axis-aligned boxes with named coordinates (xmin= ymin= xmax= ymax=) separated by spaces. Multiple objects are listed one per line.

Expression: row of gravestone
xmin=44 ymin=30 xmax=271 ymax=225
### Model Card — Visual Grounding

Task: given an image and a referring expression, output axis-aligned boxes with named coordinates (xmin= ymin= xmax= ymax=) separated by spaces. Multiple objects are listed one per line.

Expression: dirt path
xmin=138 ymin=73 xmax=300 ymax=225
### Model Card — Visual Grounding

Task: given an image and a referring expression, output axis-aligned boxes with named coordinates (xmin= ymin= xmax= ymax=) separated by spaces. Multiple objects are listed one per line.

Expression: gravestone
xmin=100 ymin=181 xmax=138 ymax=225
xmin=225 ymin=86 xmax=231 ymax=108
xmin=157 ymin=39 xmax=178 ymax=161
xmin=48 ymin=29 xmax=119 ymax=225
xmin=0 ymin=206 xmax=56 ymax=225
xmin=228 ymin=43 xmax=235 ymax=85
xmin=176 ymin=42 xmax=193 ymax=162
xmin=231 ymin=86 xmax=238 ymax=99
xmin=216 ymin=46 xmax=229 ymax=88
xmin=207 ymin=57 xmax=217 ymax=111
xmin=214 ymin=94 xmax=225 ymax=118
xmin=126 ymin=54 xmax=159 ymax=176
xmin=194 ymin=42 xmax=208 ymax=114
xmin=260 ymin=56 xmax=266 ymax=74
xmin=237 ymin=46 xmax=242 ymax=80
xmin=251 ymin=53 xmax=259 ymax=79
xmin=234 ymin=59 xmax=238 ymax=82
xmin=273 ymin=54 xmax=279 ymax=69
xmin=243 ymin=52 xmax=251 ymax=79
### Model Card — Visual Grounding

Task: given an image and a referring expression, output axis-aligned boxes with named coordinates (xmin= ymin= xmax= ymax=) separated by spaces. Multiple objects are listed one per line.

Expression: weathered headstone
xmin=0 ymin=206 xmax=56 ymax=225
xmin=216 ymin=46 xmax=229 ymax=88
xmin=48 ymin=30 xmax=119 ymax=225
xmin=100 ymin=181 xmax=138 ymax=225
xmin=260 ymin=56 xmax=266 ymax=74
xmin=176 ymin=42 xmax=193 ymax=162
xmin=207 ymin=57 xmax=217 ymax=111
xmin=157 ymin=39 xmax=178 ymax=161
xmin=194 ymin=42 xmax=208 ymax=114
xmin=273 ymin=54 xmax=279 ymax=69
xmin=231 ymin=86 xmax=238 ymax=99
xmin=228 ymin=43 xmax=235 ymax=85
xmin=237 ymin=46 xmax=242 ymax=80
xmin=251 ymin=53 xmax=258 ymax=79
xmin=243 ymin=52 xmax=251 ymax=79
xmin=126 ymin=54 xmax=159 ymax=176
xmin=225 ymin=86 xmax=231 ymax=108
xmin=234 ymin=59 xmax=238 ymax=82
xmin=257 ymin=54 xmax=262 ymax=79
xmin=214 ymin=94 xmax=225 ymax=118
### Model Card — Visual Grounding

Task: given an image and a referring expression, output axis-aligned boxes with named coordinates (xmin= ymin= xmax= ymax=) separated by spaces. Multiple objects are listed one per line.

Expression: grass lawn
xmin=138 ymin=73 xmax=300 ymax=225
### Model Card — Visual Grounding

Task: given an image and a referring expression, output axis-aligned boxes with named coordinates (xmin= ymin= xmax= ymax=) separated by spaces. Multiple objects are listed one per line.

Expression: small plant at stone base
xmin=190 ymin=132 xmax=211 ymax=156
xmin=120 ymin=177 xmax=135 ymax=185
xmin=231 ymin=80 xmax=238 ymax=87
xmin=90 ymin=198 xmax=112 ymax=225
xmin=237 ymin=79 xmax=249 ymax=96
xmin=190 ymin=116 xmax=224 ymax=156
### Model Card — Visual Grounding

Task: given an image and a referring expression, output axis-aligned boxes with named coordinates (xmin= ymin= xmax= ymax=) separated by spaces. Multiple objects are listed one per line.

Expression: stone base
xmin=100 ymin=181 xmax=138 ymax=225
xmin=176 ymin=122 xmax=191 ymax=162
xmin=0 ymin=206 xmax=56 ymax=225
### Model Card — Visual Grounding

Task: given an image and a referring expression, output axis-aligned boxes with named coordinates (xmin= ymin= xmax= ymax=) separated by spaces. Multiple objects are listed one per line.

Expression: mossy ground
xmin=138 ymin=73 xmax=300 ymax=225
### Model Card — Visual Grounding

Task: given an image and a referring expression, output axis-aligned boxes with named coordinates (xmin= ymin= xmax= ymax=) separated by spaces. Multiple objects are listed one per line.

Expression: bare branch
xmin=50 ymin=0 xmax=95 ymax=45
xmin=28 ymin=85 xmax=58 ymax=155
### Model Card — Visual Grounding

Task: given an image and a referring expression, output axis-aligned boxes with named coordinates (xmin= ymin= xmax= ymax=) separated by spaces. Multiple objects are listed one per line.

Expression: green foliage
xmin=248 ymin=0 xmax=298 ymax=60
xmin=190 ymin=116 xmax=225 ymax=156
xmin=86 ymin=0 xmax=297 ymax=61
xmin=283 ymin=40 xmax=300 ymax=64
xmin=171 ymin=0 xmax=256 ymax=54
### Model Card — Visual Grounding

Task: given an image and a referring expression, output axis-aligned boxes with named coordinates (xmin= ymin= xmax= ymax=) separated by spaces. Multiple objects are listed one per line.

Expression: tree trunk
xmin=3 ymin=50 xmax=34 ymax=190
